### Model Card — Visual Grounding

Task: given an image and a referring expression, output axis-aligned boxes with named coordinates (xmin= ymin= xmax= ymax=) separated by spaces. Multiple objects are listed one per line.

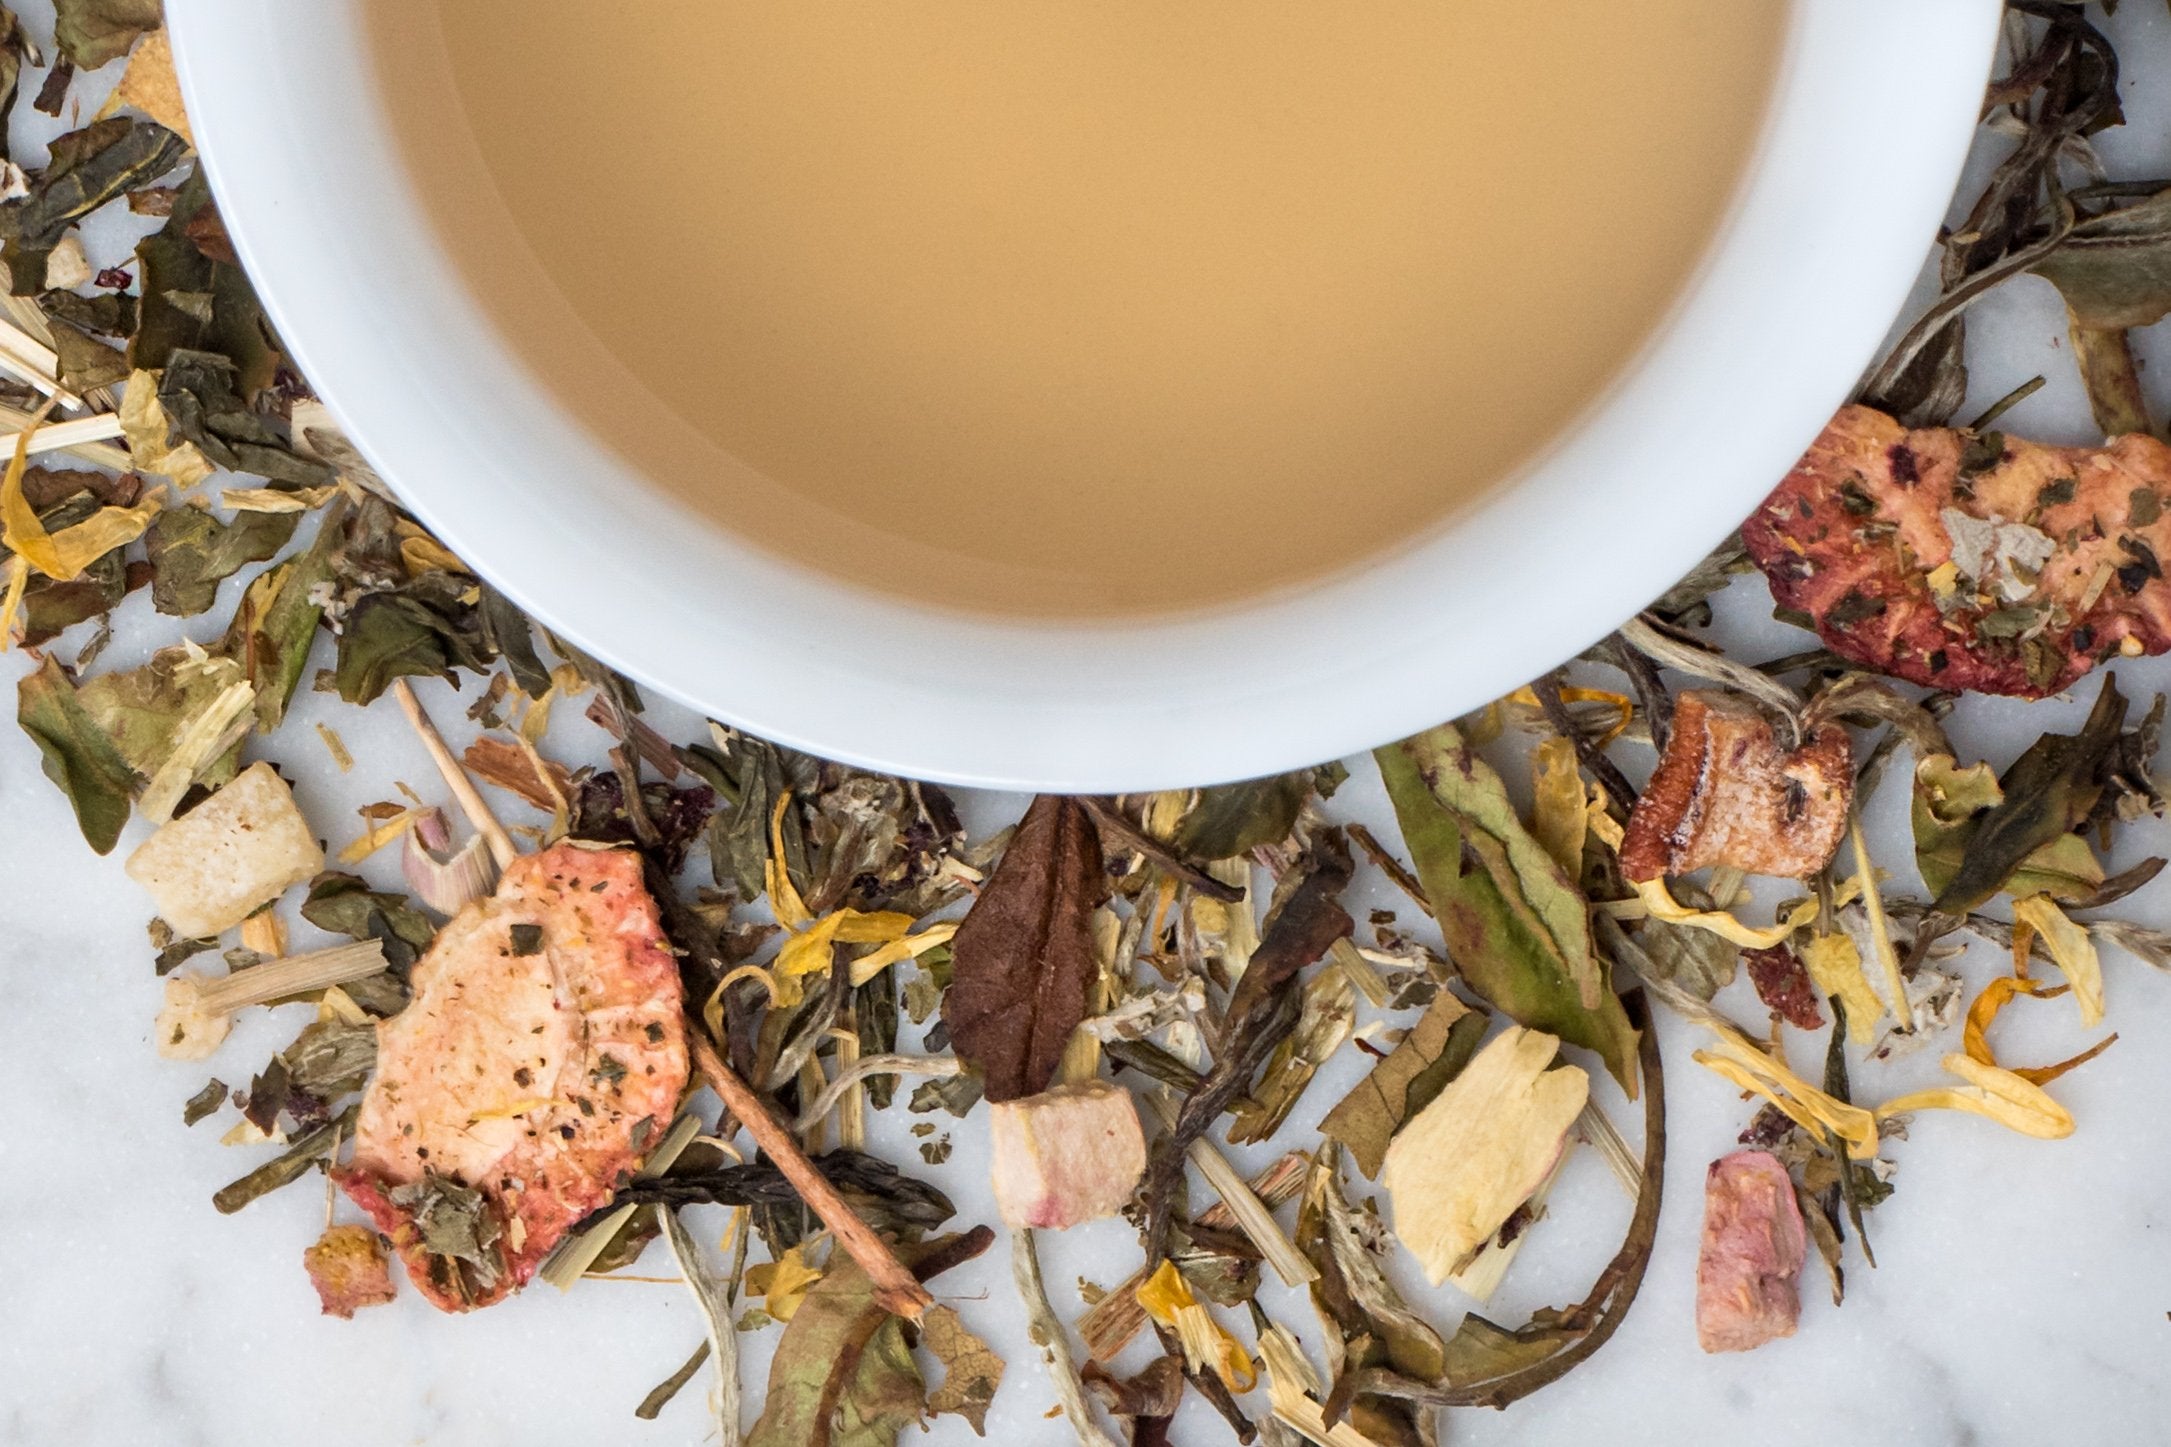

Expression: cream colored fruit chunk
xmin=124 ymin=761 xmax=323 ymax=938
xmin=1382 ymin=1025 xmax=1589 ymax=1284
xmin=989 ymin=1080 xmax=1147 ymax=1230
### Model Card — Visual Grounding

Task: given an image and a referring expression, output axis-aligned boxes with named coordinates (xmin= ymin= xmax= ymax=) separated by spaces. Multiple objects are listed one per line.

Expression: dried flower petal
xmin=2011 ymin=893 xmax=2106 ymax=1027
xmin=1619 ymin=690 xmax=1853 ymax=882
xmin=1695 ymin=1150 xmax=1805 ymax=1353
xmin=1691 ymin=1025 xmax=1877 ymax=1160
xmin=1135 ymin=1260 xmax=1256 ymax=1392
xmin=1875 ymin=1053 xmax=2074 ymax=1140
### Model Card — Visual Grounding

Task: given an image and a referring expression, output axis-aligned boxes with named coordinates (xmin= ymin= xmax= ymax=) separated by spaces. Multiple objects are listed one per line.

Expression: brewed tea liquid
xmin=374 ymin=2 xmax=1785 ymax=614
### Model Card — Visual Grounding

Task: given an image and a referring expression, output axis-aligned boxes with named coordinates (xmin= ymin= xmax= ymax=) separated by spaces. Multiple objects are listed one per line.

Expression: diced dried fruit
xmin=1381 ymin=1025 xmax=1587 ymax=1284
xmin=988 ymin=1079 xmax=1145 ymax=1230
xmin=124 ymin=760 xmax=325 ymax=937
xmin=1695 ymin=1150 xmax=1805 ymax=1353
xmin=1742 ymin=944 xmax=1825 ymax=1030
xmin=1743 ymin=404 xmax=2171 ymax=696
xmin=336 ymin=842 xmax=686 ymax=1311
xmin=302 ymin=1224 xmax=397 ymax=1319
xmin=1620 ymin=690 xmax=1852 ymax=882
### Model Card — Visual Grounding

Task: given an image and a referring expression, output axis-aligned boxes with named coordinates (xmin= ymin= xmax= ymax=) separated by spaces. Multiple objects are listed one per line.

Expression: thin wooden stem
xmin=391 ymin=677 xmax=519 ymax=870
xmin=687 ymin=1026 xmax=933 ymax=1320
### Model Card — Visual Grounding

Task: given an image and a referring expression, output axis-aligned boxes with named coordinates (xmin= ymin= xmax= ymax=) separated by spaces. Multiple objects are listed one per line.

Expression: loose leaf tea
xmin=940 ymin=795 xmax=1106 ymax=1103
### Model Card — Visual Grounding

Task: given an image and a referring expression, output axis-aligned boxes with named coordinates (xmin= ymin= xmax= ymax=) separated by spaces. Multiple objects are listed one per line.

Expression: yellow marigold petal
xmin=1137 ymin=1260 xmax=1255 ymax=1392
xmin=1875 ymin=1053 xmax=2073 ymax=1140
xmin=2011 ymin=894 xmax=2105 ymax=1028
xmin=1633 ymin=877 xmax=1818 ymax=949
xmin=1692 ymin=1024 xmax=1878 ymax=1159
xmin=1800 ymin=933 xmax=1884 ymax=1045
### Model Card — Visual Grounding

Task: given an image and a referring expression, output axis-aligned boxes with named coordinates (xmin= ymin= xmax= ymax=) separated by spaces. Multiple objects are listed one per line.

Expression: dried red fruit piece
xmin=1618 ymin=691 xmax=1852 ymax=882
xmin=1695 ymin=1150 xmax=1806 ymax=1354
xmin=1743 ymin=944 xmax=1826 ymax=1030
xmin=1742 ymin=404 xmax=2171 ymax=696
xmin=336 ymin=841 xmax=687 ymax=1312
xmin=302 ymin=1224 xmax=397 ymax=1319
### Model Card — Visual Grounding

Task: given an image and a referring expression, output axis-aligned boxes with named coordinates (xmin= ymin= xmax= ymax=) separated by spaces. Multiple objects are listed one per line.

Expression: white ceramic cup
xmin=168 ymin=1 xmax=2002 ymax=792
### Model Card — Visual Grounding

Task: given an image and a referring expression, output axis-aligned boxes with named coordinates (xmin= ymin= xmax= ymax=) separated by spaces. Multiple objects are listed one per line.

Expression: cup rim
xmin=167 ymin=0 xmax=2003 ymax=791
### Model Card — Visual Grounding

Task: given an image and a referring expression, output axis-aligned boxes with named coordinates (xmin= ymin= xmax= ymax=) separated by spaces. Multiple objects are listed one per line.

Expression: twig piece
xmin=1078 ymin=797 xmax=1245 ymax=901
xmin=0 ymin=411 xmax=124 ymax=459
xmin=687 ymin=1026 xmax=933 ymax=1320
xmin=1346 ymin=823 xmax=1432 ymax=919
xmin=391 ymin=678 xmax=519 ymax=870
xmin=1012 ymin=1228 xmax=1125 ymax=1447
xmin=1144 ymin=1090 xmax=1316 ymax=1287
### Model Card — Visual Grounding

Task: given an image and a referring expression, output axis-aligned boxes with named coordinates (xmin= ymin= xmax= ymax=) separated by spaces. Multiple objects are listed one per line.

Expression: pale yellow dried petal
xmin=1530 ymin=734 xmax=1588 ymax=880
xmin=1632 ymin=877 xmax=1818 ymax=949
xmin=1692 ymin=1024 xmax=1878 ymax=1159
xmin=2012 ymin=894 xmax=2104 ymax=1028
xmin=1876 ymin=1053 xmax=2074 ymax=1140
xmin=1799 ymin=933 xmax=1883 ymax=1045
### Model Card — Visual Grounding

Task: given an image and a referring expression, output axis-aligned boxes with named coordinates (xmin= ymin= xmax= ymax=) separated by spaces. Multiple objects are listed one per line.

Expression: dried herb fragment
xmin=941 ymin=794 xmax=1106 ymax=1103
xmin=213 ymin=1103 xmax=357 ymax=1214
xmin=921 ymin=1304 xmax=1004 ymax=1435
xmin=16 ymin=651 xmax=137 ymax=852
xmin=745 ymin=1228 xmax=994 ymax=1447
xmin=181 ymin=1077 xmax=226 ymax=1125
xmin=144 ymin=504 xmax=298 ymax=617
xmin=1376 ymin=726 xmax=1638 ymax=1092
xmin=52 ymin=0 xmax=161 ymax=70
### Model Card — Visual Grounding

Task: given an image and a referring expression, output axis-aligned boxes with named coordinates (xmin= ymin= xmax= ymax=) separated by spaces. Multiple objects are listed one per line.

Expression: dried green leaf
xmin=75 ymin=643 xmax=247 ymax=789
xmin=52 ymin=0 xmax=160 ymax=69
xmin=1917 ymin=674 xmax=2125 ymax=914
xmin=333 ymin=591 xmax=452 ymax=704
xmin=17 ymin=652 xmax=138 ymax=853
xmin=1376 ymin=725 xmax=1639 ymax=1092
xmin=300 ymin=872 xmax=435 ymax=976
xmin=941 ymin=794 xmax=1105 ymax=1103
xmin=181 ymin=1077 xmax=226 ymax=1126
xmin=2031 ymin=188 xmax=2171 ymax=331
xmin=47 ymin=318 xmax=127 ymax=391
xmin=131 ymin=171 xmax=286 ymax=394
xmin=1632 ymin=915 xmax=1740 ymax=1002
xmin=0 ymin=115 xmax=184 ymax=259
xmin=212 ymin=1102 xmax=357 ymax=1214
xmin=1298 ymin=1149 xmax=1447 ymax=1384
xmin=145 ymin=504 xmax=298 ymax=617
xmin=1172 ymin=767 xmax=1332 ymax=859
xmin=746 ymin=1230 xmax=992 ymax=1447
xmin=1319 ymin=992 xmax=1488 ymax=1178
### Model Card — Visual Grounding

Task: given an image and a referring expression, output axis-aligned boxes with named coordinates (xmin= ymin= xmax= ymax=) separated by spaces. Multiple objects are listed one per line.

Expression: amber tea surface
xmin=373 ymin=2 xmax=1787 ymax=614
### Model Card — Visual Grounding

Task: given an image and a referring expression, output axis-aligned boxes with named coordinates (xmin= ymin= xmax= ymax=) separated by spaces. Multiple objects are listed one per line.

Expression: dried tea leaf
xmin=181 ymin=1077 xmax=226 ymax=1125
xmin=941 ymin=795 xmax=1106 ymax=1103
xmin=145 ymin=504 xmax=298 ymax=617
xmin=1319 ymin=992 xmax=1487 ymax=1179
xmin=17 ymin=652 xmax=137 ymax=852
xmin=746 ymin=1230 xmax=991 ymax=1447
xmin=1381 ymin=1025 xmax=1588 ymax=1284
xmin=1633 ymin=915 xmax=1741 ymax=1003
xmin=1298 ymin=1150 xmax=1447 ymax=1384
xmin=300 ymin=872 xmax=436 ymax=976
xmin=920 ymin=1304 xmax=1004 ymax=1435
xmin=52 ymin=0 xmax=161 ymax=69
xmin=1228 ymin=965 xmax=1354 ymax=1144
xmin=2031 ymin=188 xmax=2171 ymax=331
xmin=1171 ymin=766 xmax=1338 ymax=859
xmin=1376 ymin=726 xmax=1638 ymax=1092
xmin=0 ymin=116 xmax=184 ymax=274
xmin=1916 ymin=674 xmax=2124 ymax=915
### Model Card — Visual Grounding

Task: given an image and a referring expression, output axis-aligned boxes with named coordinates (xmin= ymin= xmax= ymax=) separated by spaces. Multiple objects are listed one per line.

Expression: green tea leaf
xmin=1172 ymin=769 xmax=1316 ymax=859
xmin=131 ymin=170 xmax=287 ymax=395
xmin=75 ymin=642 xmax=248 ymax=788
xmin=1298 ymin=1149 xmax=1447 ymax=1383
xmin=2031 ymin=188 xmax=2171 ymax=331
xmin=0 ymin=115 xmax=185 ymax=253
xmin=17 ymin=652 xmax=138 ymax=853
xmin=1919 ymin=674 xmax=2125 ymax=914
xmin=333 ymin=591 xmax=452 ymax=704
xmin=1376 ymin=726 xmax=1638 ymax=1092
xmin=52 ymin=0 xmax=162 ymax=70
xmin=145 ymin=504 xmax=299 ymax=617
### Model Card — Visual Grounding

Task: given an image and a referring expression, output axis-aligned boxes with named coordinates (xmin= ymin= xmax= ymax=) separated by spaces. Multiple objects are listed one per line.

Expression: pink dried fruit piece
xmin=302 ymin=1224 xmax=397 ymax=1319
xmin=1619 ymin=690 xmax=1852 ymax=882
xmin=1743 ymin=403 xmax=2171 ymax=697
xmin=989 ymin=1079 xmax=1147 ymax=1230
xmin=1696 ymin=1149 xmax=1807 ymax=1354
xmin=335 ymin=841 xmax=687 ymax=1312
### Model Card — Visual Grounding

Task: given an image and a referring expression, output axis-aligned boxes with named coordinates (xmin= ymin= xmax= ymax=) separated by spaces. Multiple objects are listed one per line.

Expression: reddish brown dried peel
xmin=335 ymin=842 xmax=687 ymax=1312
xmin=1743 ymin=404 xmax=2171 ymax=696
xmin=1618 ymin=691 xmax=1852 ymax=882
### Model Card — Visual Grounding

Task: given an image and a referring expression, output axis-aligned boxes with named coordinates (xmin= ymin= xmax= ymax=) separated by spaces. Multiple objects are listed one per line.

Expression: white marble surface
xmin=9 ymin=6 xmax=2171 ymax=1446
